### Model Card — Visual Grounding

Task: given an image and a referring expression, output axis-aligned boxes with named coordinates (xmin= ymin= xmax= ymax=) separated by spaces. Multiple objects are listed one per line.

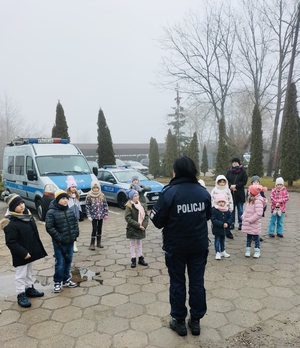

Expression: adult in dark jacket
xmin=0 ymin=193 xmax=47 ymax=308
xmin=225 ymin=157 xmax=248 ymax=236
xmin=46 ymin=190 xmax=79 ymax=293
xmin=150 ymin=156 xmax=211 ymax=337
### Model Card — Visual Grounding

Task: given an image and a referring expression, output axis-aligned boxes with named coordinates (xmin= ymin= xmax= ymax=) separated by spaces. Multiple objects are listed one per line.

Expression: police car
xmin=97 ymin=166 xmax=164 ymax=209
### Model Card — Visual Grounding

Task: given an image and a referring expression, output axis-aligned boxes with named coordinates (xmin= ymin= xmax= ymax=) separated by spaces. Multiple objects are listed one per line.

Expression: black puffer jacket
xmin=1 ymin=212 xmax=47 ymax=267
xmin=211 ymin=207 xmax=233 ymax=237
xmin=150 ymin=177 xmax=211 ymax=254
xmin=45 ymin=200 xmax=79 ymax=245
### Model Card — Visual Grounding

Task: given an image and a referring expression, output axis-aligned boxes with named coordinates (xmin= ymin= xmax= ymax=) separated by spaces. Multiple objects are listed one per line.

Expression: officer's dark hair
xmin=173 ymin=156 xmax=198 ymax=179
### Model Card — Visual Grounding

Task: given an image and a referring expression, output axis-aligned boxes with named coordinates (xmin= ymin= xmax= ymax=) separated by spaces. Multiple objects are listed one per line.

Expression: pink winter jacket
xmin=241 ymin=195 xmax=264 ymax=235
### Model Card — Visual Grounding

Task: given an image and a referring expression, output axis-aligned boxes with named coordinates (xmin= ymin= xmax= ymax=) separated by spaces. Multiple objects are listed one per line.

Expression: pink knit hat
xmin=67 ymin=175 xmax=77 ymax=189
xmin=215 ymin=193 xmax=227 ymax=203
xmin=249 ymin=184 xmax=267 ymax=196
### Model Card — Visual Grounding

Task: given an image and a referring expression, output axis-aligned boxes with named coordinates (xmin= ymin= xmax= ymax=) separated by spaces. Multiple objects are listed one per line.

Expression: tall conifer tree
xmin=52 ymin=101 xmax=70 ymax=141
xmin=97 ymin=108 xmax=115 ymax=168
xmin=164 ymin=129 xmax=178 ymax=177
xmin=215 ymin=117 xmax=229 ymax=176
xmin=280 ymin=83 xmax=300 ymax=186
xmin=201 ymin=144 xmax=209 ymax=176
xmin=149 ymin=137 xmax=160 ymax=177
xmin=188 ymin=132 xmax=200 ymax=171
xmin=248 ymin=104 xmax=264 ymax=178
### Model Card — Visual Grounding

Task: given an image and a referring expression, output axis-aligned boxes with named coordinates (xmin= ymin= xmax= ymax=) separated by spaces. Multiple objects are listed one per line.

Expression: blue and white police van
xmin=2 ymin=138 xmax=98 ymax=220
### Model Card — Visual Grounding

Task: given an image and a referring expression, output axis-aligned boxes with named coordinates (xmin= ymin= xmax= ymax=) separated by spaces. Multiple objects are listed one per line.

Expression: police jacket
xmin=211 ymin=207 xmax=233 ymax=237
xmin=150 ymin=176 xmax=211 ymax=254
xmin=46 ymin=200 xmax=79 ymax=245
xmin=1 ymin=210 xmax=47 ymax=268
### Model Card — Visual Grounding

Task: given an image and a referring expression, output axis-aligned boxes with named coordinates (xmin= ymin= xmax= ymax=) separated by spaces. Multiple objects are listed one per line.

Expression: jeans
xmin=268 ymin=213 xmax=285 ymax=235
xmin=246 ymin=234 xmax=260 ymax=248
xmin=165 ymin=251 xmax=208 ymax=320
xmin=92 ymin=219 xmax=103 ymax=237
xmin=214 ymin=235 xmax=225 ymax=253
xmin=53 ymin=242 xmax=74 ymax=283
xmin=232 ymin=202 xmax=244 ymax=226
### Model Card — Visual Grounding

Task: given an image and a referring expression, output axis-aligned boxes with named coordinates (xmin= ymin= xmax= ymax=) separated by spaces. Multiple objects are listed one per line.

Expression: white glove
xmin=88 ymin=217 xmax=93 ymax=222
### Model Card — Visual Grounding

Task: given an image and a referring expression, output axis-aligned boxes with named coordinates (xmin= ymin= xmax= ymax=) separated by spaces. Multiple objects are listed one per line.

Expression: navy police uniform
xmin=150 ymin=176 xmax=211 ymax=321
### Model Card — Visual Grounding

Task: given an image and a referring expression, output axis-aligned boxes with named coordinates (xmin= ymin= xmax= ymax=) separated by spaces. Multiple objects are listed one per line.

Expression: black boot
xmin=138 ymin=256 xmax=148 ymax=266
xmin=96 ymin=235 xmax=103 ymax=248
xmin=89 ymin=237 xmax=96 ymax=250
xmin=17 ymin=292 xmax=31 ymax=308
xmin=131 ymin=258 xmax=136 ymax=268
xmin=226 ymin=232 xmax=234 ymax=239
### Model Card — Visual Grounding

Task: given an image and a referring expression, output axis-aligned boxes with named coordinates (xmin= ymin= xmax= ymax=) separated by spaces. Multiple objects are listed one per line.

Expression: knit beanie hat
xmin=275 ymin=177 xmax=284 ymax=185
xmin=5 ymin=193 xmax=24 ymax=212
xmin=91 ymin=180 xmax=100 ymax=189
xmin=249 ymin=184 xmax=267 ymax=196
xmin=231 ymin=157 xmax=241 ymax=165
xmin=251 ymin=175 xmax=260 ymax=184
xmin=55 ymin=190 xmax=69 ymax=203
xmin=215 ymin=193 xmax=227 ymax=203
xmin=132 ymin=175 xmax=139 ymax=182
xmin=67 ymin=175 xmax=77 ymax=188
xmin=126 ymin=189 xmax=138 ymax=200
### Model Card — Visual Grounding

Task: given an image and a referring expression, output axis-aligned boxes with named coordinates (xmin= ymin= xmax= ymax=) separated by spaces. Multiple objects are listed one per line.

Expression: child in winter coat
xmin=0 ymin=194 xmax=47 ymax=307
xmin=130 ymin=175 xmax=151 ymax=207
xmin=85 ymin=180 xmax=109 ymax=250
xmin=211 ymin=193 xmax=233 ymax=260
xmin=268 ymin=177 xmax=289 ymax=237
xmin=242 ymin=184 xmax=267 ymax=258
xmin=211 ymin=175 xmax=234 ymax=238
xmin=125 ymin=189 xmax=149 ymax=268
xmin=66 ymin=175 xmax=82 ymax=253
xmin=46 ymin=190 xmax=79 ymax=293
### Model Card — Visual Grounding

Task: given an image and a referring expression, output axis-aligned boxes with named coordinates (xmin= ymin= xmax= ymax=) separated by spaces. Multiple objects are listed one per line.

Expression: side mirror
xmin=27 ymin=169 xmax=37 ymax=181
xmin=93 ymin=167 xmax=98 ymax=177
xmin=108 ymin=178 xmax=116 ymax=184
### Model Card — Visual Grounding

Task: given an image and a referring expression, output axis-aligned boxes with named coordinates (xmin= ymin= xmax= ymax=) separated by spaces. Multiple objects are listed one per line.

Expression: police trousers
xmin=165 ymin=250 xmax=208 ymax=320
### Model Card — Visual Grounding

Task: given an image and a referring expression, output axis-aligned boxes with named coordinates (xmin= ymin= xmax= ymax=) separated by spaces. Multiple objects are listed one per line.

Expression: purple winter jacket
xmin=241 ymin=195 xmax=264 ymax=235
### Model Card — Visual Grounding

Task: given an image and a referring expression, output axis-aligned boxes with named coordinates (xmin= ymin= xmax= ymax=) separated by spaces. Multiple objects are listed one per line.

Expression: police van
xmin=2 ymin=138 xmax=98 ymax=220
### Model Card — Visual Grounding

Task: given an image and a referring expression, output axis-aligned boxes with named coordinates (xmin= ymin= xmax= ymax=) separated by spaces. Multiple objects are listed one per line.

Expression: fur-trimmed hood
xmin=0 ymin=218 xmax=10 ymax=230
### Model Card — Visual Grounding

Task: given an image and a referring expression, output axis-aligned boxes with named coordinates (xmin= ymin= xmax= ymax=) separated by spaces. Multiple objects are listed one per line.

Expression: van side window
xmin=7 ymin=156 xmax=14 ymax=174
xmin=26 ymin=156 xmax=36 ymax=174
xmin=15 ymin=156 xmax=24 ymax=175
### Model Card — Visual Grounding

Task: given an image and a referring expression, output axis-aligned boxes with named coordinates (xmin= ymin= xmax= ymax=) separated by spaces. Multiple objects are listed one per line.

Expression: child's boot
xmin=131 ymin=258 xmax=136 ymax=268
xmin=89 ymin=237 xmax=96 ymax=250
xmin=253 ymin=248 xmax=260 ymax=258
xmin=17 ymin=292 xmax=31 ymax=308
xmin=138 ymin=256 xmax=148 ymax=266
xmin=25 ymin=285 xmax=44 ymax=297
xmin=245 ymin=247 xmax=251 ymax=257
xmin=96 ymin=235 xmax=103 ymax=248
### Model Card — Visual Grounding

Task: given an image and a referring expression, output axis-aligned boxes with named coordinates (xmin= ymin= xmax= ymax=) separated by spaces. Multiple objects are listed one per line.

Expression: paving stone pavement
xmin=0 ymin=190 xmax=300 ymax=347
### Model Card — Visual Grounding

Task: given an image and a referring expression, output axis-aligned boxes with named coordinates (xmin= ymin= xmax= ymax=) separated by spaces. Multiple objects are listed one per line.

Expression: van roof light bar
xmin=8 ymin=138 xmax=69 ymax=146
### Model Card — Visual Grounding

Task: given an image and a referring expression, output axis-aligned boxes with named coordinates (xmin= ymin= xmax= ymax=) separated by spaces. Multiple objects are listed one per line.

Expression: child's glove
xmin=104 ymin=215 xmax=108 ymax=220
xmin=88 ymin=217 xmax=93 ymax=222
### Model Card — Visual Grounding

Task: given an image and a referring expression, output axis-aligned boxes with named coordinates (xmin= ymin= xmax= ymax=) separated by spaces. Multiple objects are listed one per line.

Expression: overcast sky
xmin=0 ymin=0 xmax=203 ymax=144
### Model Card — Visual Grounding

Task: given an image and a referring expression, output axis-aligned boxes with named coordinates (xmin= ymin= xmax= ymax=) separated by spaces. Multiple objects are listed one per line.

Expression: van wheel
xmin=117 ymin=192 xmax=127 ymax=209
xmin=36 ymin=200 xmax=46 ymax=221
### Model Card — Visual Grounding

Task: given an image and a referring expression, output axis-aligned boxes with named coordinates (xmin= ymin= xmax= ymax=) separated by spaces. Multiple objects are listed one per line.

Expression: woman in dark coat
xmin=225 ymin=157 xmax=248 ymax=237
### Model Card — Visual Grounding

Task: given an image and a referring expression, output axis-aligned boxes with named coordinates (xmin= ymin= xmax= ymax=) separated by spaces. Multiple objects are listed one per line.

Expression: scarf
xmin=87 ymin=189 xmax=104 ymax=204
xmin=214 ymin=205 xmax=228 ymax=212
xmin=9 ymin=208 xmax=33 ymax=222
xmin=230 ymin=165 xmax=243 ymax=174
xmin=132 ymin=200 xmax=145 ymax=224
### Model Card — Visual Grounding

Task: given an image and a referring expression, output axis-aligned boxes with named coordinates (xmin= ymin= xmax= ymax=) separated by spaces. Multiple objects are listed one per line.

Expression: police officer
xmin=150 ymin=156 xmax=211 ymax=336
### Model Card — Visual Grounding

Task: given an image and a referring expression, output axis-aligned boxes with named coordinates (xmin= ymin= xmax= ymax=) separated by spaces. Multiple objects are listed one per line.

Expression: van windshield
xmin=36 ymin=155 xmax=91 ymax=176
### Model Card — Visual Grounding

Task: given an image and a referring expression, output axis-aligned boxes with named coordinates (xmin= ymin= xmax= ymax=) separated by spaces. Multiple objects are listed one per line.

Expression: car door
xmin=98 ymin=170 xmax=117 ymax=203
